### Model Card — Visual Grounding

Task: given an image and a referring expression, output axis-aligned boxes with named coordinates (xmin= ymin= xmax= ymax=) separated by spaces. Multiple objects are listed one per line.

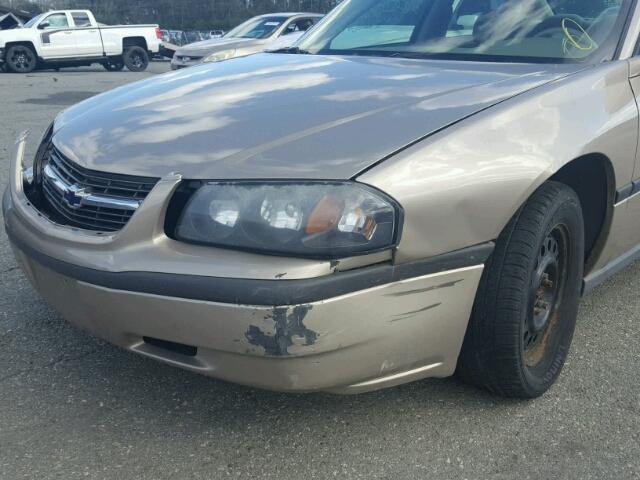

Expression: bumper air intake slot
xmin=143 ymin=337 xmax=197 ymax=357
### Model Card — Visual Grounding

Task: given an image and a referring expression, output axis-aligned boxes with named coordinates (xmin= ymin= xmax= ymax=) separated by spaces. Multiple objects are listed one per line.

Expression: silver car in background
xmin=171 ymin=12 xmax=322 ymax=69
xmin=5 ymin=0 xmax=640 ymax=398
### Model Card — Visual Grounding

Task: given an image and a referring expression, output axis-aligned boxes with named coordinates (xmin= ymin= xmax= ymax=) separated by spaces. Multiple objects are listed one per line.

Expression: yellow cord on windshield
xmin=562 ymin=18 xmax=596 ymax=51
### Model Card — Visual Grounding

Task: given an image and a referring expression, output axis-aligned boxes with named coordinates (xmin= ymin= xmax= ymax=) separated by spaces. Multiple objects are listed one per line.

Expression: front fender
xmin=1 ymin=30 xmax=38 ymax=51
xmin=359 ymin=61 xmax=637 ymax=264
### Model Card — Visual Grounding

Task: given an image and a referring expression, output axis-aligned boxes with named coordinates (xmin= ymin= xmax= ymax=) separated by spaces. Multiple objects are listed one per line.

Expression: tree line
xmin=7 ymin=0 xmax=341 ymax=30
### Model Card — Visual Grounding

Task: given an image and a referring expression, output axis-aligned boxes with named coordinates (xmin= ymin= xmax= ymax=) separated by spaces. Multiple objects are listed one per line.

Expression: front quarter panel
xmin=0 ymin=28 xmax=39 ymax=52
xmin=360 ymin=61 xmax=638 ymax=264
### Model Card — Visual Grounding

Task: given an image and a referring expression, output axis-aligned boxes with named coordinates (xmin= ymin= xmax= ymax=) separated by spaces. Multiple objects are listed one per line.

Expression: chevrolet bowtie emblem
xmin=63 ymin=184 xmax=91 ymax=209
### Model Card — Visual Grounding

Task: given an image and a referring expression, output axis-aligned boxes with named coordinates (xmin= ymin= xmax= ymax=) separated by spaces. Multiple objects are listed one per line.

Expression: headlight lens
xmin=202 ymin=49 xmax=236 ymax=63
xmin=174 ymin=182 xmax=401 ymax=258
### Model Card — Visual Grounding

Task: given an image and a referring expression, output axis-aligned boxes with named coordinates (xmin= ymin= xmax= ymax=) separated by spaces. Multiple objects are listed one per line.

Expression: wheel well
xmin=550 ymin=154 xmax=615 ymax=273
xmin=123 ymin=37 xmax=148 ymax=51
xmin=4 ymin=41 xmax=37 ymax=57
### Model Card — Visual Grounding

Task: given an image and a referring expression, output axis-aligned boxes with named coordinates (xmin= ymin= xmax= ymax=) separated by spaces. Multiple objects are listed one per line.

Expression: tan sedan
xmin=4 ymin=0 xmax=640 ymax=397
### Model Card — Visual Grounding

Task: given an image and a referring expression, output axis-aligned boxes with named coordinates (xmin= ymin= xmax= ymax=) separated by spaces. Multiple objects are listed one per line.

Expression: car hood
xmin=54 ymin=53 xmax=583 ymax=180
xmin=175 ymin=37 xmax=263 ymax=56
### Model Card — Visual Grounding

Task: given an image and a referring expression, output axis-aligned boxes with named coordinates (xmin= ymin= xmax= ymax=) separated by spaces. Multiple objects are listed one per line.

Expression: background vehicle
xmin=171 ymin=12 xmax=322 ymax=69
xmin=265 ymin=30 xmax=307 ymax=53
xmin=183 ymin=30 xmax=206 ymax=44
xmin=0 ymin=9 xmax=162 ymax=73
xmin=209 ymin=29 xmax=225 ymax=38
xmin=0 ymin=12 xmax=24 ymax=30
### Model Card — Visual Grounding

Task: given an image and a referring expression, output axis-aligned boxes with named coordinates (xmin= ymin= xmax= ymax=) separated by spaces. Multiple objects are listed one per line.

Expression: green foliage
xmin=47 ymin=0 xmax=340 ymax=30
xmin=6 ymin=0 xmax=43 ymax=14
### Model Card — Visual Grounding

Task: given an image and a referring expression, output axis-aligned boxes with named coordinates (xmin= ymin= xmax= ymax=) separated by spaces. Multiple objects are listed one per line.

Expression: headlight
xmin=173 ymin=182 xmax=402 ymax=258
xmin=202 ymin=49 xmax=236 ymax=63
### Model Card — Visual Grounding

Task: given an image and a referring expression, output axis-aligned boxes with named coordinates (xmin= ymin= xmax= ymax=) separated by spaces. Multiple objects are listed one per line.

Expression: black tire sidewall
xmin=458 ymin=181 xmax=585 ymax=398
xmin=123 ymin=47 xmax=149 ymax=72
xmin=519 ymin=191 xmax=584 ymax=395
xmin=6 ymin=45 xmax=37 ymax=73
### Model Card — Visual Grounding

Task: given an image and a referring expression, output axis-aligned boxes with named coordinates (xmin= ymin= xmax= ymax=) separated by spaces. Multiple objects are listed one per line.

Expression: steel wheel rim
xmin=524 ymin=224 xmax=569 ymax=367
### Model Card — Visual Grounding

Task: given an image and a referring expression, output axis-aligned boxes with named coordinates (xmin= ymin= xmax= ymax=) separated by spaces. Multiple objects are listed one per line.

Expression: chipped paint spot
xmin=245 ymin=305 xmax=317 ymax=356
xmin=386 ymin=279 xmax=463 ymax=297
xmin=380 ymin=360 xmax=393 ymax=373
xmin=275 ymin=272 xmax=287 ymax=279
xmin=389 ymin=303 xmax=441 ymax=322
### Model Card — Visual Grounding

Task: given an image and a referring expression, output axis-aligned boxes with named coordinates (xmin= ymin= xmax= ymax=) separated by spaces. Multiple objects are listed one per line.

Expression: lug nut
xmin=536 ymin=300 xmax=549 ymax=310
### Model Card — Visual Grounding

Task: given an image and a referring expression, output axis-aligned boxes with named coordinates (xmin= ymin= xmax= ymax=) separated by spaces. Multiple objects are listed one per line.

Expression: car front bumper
xmin=3 ymin=132 xmax=490 ymax=393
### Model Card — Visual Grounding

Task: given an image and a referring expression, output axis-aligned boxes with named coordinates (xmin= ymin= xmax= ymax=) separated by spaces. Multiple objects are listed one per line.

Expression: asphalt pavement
xmin=0 ymin=62 xmax=638 ymax=480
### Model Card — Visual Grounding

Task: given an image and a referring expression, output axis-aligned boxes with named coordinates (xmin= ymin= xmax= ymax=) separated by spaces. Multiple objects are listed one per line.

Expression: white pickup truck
xmin=0 ymin=10 xmax=162 ymax=73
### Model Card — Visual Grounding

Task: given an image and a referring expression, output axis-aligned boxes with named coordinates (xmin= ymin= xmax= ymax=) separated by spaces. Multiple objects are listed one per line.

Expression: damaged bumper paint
xmin=7 ymin=238 xmax=483 ymax=393
xmin=3 ymin=133 xmax=487 ymax=393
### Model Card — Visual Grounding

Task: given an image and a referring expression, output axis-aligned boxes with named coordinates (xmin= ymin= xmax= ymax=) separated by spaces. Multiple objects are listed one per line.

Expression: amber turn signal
xmin=306 ymin=195 xmax=345 ymax=234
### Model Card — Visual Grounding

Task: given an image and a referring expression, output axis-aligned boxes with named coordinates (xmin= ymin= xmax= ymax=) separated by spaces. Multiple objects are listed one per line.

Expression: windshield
xmin=23 ymin=13 xmax=45 ymax=28
xmin=298 ymin=0 xmax=631 ymax=63
xmin=184 ymin=31 xmax=203 ymax=43
xmin=225 ymin=16 xmax=287 ymax=39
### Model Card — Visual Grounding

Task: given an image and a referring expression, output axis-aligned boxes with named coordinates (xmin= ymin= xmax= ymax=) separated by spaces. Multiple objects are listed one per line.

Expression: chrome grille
xmin=48 ymin=147 xmax=157 ymax=199
xmin=40 ymin=146 xmax=159 ymax=232
xmin=177 ymin=55 xmax=202 ymax=62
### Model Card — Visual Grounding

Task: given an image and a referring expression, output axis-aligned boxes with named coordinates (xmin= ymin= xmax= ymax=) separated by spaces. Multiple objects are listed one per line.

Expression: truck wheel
xmin=457 ymin=181 xmax=584 ymax=398
xmin=6 ymin=45 xmax=37 ymax=73
xmin=103 ymin=59 xmax=125 ymax=72
xmin=123 ymin=46 xmax=149 ymax=72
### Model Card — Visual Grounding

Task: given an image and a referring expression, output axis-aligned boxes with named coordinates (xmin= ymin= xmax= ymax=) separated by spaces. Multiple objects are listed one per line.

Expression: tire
xmin=103 ymin=59 xmax=125 ymax=72
xmin=123 ymin=46 xmax=149 ymax=72
xmin=6 ymin=45 xmax=37 ymax=73
xmin=457 ymin=181 xmax=584 ymax=398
